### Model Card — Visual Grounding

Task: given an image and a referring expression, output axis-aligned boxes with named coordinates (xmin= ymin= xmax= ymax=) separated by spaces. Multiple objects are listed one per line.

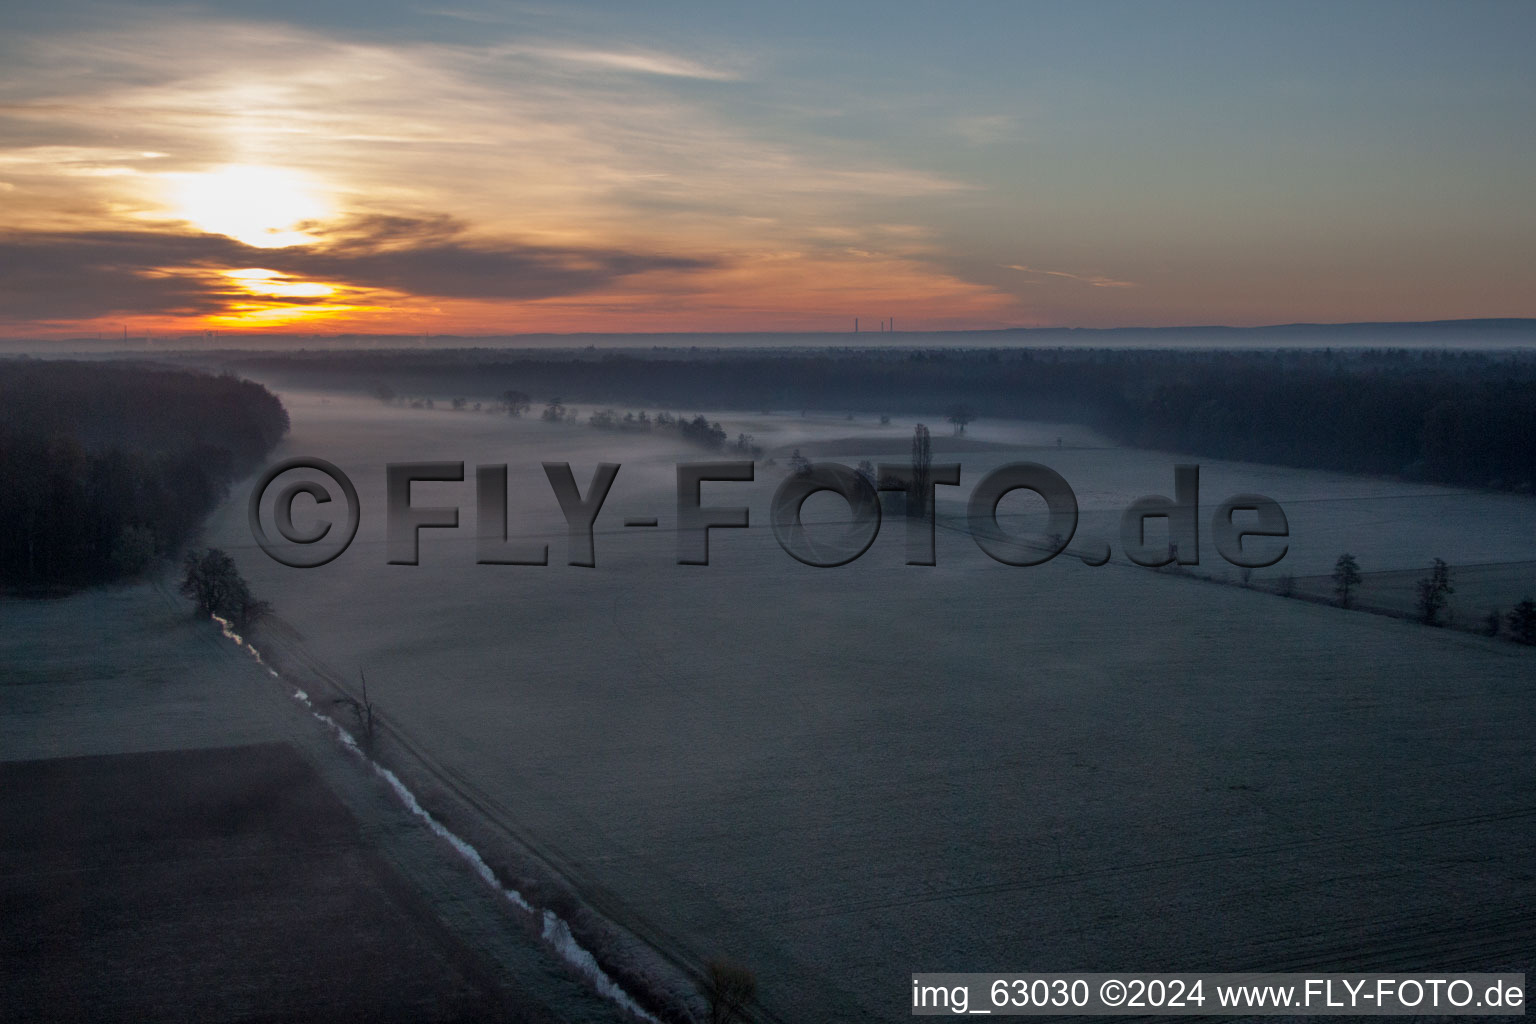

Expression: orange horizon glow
xmin=3 ymin=10 xmax=1533 ymax=338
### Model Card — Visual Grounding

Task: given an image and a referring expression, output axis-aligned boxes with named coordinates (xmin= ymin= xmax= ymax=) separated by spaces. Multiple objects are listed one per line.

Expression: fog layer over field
xmin=211 ymin=390 xmax=1536 ymax=1022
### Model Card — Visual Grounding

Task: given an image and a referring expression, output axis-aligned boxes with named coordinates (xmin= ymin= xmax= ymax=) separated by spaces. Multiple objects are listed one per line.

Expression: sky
xmin=0 ymin=0 xmax=1532 ymax=337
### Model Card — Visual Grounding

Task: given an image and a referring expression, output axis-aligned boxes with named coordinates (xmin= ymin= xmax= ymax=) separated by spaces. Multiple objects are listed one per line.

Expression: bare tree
xmin=944 ymin=403 xmax=976 ymax=435
xmin=501 ymin=390 xmax=531 ymax=416
xmin=334 ymin=670 xmax=377 ymax=746
xmin=705 ymin=960 xmax=756 ymax=1024
xmin=179 ymin=548 xmax=270 ymax=630
xmin=910 ymin=423 xmax=932 ymax=519
xmin=1414 ymin=558 xmax=1454 ymax=626
xmin=1332 ymin=553 xmax=1362 ymax=609
xmin=1505 ymin=597 xmax=1536 ymax=644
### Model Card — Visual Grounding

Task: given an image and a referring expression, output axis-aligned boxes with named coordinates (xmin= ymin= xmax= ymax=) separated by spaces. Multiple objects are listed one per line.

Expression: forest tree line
xmin=0 ymin=360 xmax=289 ymax=591
xmin=231 ymin=346 xmax=1536 ymax=491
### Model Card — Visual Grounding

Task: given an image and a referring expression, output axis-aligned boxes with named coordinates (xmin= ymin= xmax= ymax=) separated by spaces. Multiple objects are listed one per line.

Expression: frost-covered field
xmin=209 ymin=390 xmax=1536 ymax=1022
xmin=0 ymin=581 xmax=638 ymax=1023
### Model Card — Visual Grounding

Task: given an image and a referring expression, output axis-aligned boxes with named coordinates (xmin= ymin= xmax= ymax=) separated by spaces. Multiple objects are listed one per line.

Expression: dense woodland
xmin=0 ymin=360 xmax=288 ymax=591
xmin=231 ymin=346 xmax=1536 ymax=491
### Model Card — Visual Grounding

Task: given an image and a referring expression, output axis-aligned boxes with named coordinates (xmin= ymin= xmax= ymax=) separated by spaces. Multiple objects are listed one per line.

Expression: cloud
xmin=0 ymin=13 xmax=1014 ymax=330
xmin=0 ymin=232 xmax=248 ymax=320
xmin=281 ymin=215 xmax=713 ymax=298
xmin=0 ymin=15 xmax=966 ymax=233
xmin=0 ymin=220 xmax=716 ymax=321
xmin=507 ymin=45 xmax=742 ymax=80
xmin=1005 ymin=264 xmax=1139 ymax=289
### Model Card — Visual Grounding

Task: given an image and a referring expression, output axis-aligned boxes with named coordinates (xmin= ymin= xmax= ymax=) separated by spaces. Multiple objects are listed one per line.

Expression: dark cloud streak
xmin=0 ymin=217 xmax=716 ymax=321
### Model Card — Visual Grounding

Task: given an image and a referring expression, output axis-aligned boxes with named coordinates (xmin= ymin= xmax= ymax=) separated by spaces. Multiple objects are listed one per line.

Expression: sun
xmin=221 ymin=268 xmax=335 ymax=299
xmin=165 ymin=165 xmax=330 ymax=248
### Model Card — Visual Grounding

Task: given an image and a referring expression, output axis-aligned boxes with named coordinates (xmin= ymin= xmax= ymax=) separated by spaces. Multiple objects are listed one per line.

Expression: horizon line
xmin=6 ymin=316 xmax=1536 ymax=345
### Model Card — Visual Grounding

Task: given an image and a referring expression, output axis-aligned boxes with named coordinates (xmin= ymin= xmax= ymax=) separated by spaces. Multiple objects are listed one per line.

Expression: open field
xmin=196 ymin=389 xmax=1536 ymax=1021
xmin=0 ymin=583 xmax=639 ymax=1023
xmin=1 ymin=743 xmax=521 ymax=1022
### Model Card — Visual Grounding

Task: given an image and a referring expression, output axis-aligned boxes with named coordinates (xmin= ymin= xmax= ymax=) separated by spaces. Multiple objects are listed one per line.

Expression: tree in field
xmin=501 ymin=390 xmax=531 ymax=416
xmin=705 ymin=959 xmax=756 ymax=1024
xmin=179 ymin=548 xmax=269 ymax=630
xmin=944 ymin=403 xmax=976 ymax=435
xmin=910 ymin=423 xmax=932 ymax=518
xmin=334 ymin=669 xmax=378 ymax=746
xmin=679 ymin=415 xmax=727 ymax=450
xmin=1332 ymin=553 xmax=1362 ymax=609
xmin=1414 ymin=558 xmax=1454 ymax=626
xmin=1506 ymin=598 xmax=1536 ymax=645
xmin=541 ymin=397 xmax=565 ymax=422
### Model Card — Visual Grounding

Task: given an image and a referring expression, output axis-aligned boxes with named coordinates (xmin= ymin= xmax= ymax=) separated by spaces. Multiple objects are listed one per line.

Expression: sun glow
xmin=165 ymin=165 xmax=330 ymax=247
xmin=201 ymin=267 xmax=381 ymax=328
xmin=222 ymin=268 xmax=335 ymax=298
